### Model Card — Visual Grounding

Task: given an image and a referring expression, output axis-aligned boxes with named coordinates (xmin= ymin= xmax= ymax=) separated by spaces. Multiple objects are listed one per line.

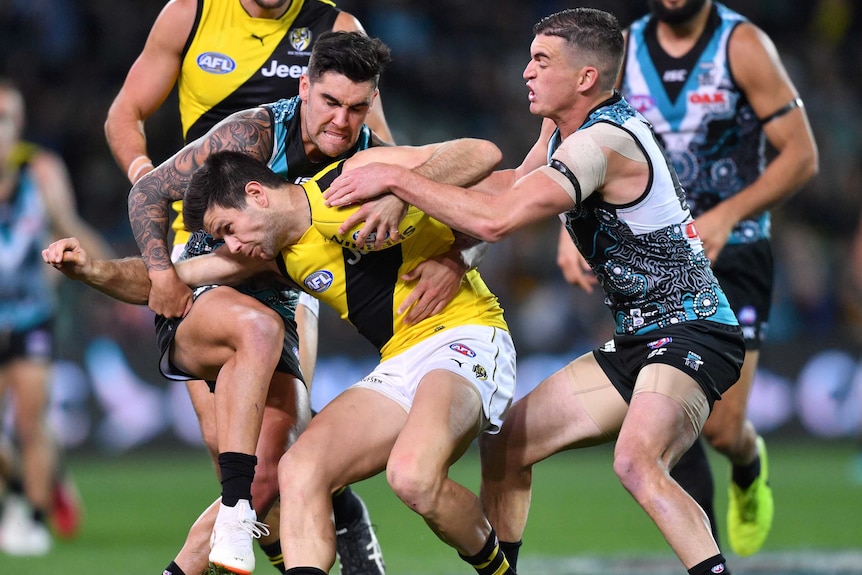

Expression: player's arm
xmin=329 ymin=126 xmax=644 ymax=242
xmin=104 ymin=0 xmax=197 ymax=184
xmin=128 ymin=107 xmax=275 ymax=318
xmin=33 ymin=150 xmax=115 ymax=261
xmin=173 ymin=248 xmax=277 ymax=288
xmin=695 ymin=22 xmax=819 ymax=260
xmin=42 ymin=238 xmax=150 ymax=304
xmin=333 ymin=11 xmax=393 ymax=143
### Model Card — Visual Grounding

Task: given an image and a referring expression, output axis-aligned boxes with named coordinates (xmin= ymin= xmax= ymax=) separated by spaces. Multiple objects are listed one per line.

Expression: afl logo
xmin=290 ymin=28 xmax=312 ymax=51
xmin=304 ymin=270 xmax=333 ymax=293
xmin=196 ymin=52 xmax=236 ymax=74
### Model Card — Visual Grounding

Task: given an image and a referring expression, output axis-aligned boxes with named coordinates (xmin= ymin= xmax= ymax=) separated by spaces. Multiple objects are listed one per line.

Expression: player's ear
xmin=299 ymin=74 xmax=310 ymax=102
xmin=245 ymin=181 xmax=269 ymax=207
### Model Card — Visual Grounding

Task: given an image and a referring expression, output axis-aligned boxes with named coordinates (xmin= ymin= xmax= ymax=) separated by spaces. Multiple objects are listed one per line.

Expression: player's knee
xmin=612 ymin=442 xmax=653 ymax=497
xmin=236 ymin=306 xmax=284 ymax=355
xmin=386 ymin=454 xmax=443 ymax=515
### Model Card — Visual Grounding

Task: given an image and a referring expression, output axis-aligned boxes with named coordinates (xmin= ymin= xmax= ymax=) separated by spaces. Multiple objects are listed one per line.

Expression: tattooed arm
xmin=127 ymin=106 xmax=275 ymax=317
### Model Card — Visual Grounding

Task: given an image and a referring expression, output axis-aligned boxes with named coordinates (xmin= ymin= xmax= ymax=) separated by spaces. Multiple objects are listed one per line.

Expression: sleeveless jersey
xmin=555 ymin=94 xmax=738 ymax=336
xmin=277 ymin=161 xmax=509 ymax=361
xmin=179 ymin=0 xmax=339 ymax=143
xmin=621 ymin=2 xmax=768 ymax=245
xmin=0 ymin=143 xmax=56 ymax=331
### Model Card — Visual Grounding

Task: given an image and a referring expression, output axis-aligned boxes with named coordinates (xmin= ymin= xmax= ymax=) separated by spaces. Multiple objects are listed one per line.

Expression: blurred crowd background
xmin=2 ymin=0 xmax=861 ymax=451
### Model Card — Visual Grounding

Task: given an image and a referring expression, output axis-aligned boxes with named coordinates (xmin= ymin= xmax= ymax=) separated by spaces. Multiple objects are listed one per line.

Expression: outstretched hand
xmin=324 ymin=162 xmax=401 ymax=207
xmin=42 ymin=237 xmax=93 ymax=280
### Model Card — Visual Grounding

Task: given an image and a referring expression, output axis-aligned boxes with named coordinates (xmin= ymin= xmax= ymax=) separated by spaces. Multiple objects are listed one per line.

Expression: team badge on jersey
xmin=289 ymin=28 xmax=312 ymax=52
xmin=472 ymin=364 xmax=488 ymax=381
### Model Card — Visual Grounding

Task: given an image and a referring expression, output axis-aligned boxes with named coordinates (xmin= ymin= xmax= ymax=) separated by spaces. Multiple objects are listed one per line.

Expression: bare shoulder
xmin=147 ymin=0 xmax=198 ymax=51
xmin=332 ymin=10 xmax=366 ymax=33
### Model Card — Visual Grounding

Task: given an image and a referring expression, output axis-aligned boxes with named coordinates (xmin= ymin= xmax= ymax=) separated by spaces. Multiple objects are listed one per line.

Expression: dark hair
xmin=183 ymin=151 xmax=285 ymax=232
xmin=533 ymin=8 xmax=624 ymax=91
xmin=307 ymin=31 xmax=391 ymax=88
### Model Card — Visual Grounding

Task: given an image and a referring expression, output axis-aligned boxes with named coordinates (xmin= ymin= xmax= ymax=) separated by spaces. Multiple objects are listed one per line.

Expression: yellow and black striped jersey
xmin=178 ymin=0 xmax=339 ymax=143
xmin=276 ymin=161 xmax=509 ymax=360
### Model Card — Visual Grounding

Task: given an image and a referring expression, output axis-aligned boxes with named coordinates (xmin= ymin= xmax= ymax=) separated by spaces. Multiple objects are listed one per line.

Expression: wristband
xmin=127 ymin=154 xmax=154 ymax=183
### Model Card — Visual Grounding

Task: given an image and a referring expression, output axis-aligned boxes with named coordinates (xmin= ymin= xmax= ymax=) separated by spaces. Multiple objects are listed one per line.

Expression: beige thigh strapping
xmin=633 ymin=364 xmax=710 ymax=434
xmin=562 ymin=354 xmax=628 ymax=439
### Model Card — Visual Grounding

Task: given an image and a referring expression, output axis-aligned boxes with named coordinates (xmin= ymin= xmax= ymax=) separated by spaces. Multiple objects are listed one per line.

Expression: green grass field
xmin=2 ymin=438 xmax=860 ymax=575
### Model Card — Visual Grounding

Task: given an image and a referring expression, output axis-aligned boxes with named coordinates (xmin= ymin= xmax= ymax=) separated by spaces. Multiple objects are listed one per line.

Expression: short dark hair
xmin=183 ymin=151 xmax=285 ymax=232
xmin=307 ymin=31 xmax=392 ymax=88
xmin=534 ymin=8 xmax=624 ymax=91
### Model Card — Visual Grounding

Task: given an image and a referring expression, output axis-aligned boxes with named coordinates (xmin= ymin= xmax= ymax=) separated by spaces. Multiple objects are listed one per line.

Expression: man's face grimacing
xmin=202 ymin=186 xmax=288 ymax=261
xmin=523 ymin=34 xmax=581 ymax=119
xmin=299 ymin=71 xmax=377 ymax=161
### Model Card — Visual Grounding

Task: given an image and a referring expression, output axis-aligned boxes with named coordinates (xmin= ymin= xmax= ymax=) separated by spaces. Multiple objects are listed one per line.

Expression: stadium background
xmin=0 ymin=0 xmax=859 ymax=461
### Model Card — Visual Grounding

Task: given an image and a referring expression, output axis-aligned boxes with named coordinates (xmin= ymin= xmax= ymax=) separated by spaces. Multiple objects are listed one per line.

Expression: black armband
xmin=759 ymin=98 xmax=803 ymax=125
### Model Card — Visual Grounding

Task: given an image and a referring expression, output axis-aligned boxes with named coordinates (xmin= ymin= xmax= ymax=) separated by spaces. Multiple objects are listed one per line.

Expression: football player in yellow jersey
xmin=43 ymin=138 xmax=518 ymax=575
xmin=107 ymin=14 xmax=397 ymax=573
xmin=176 ymin=148 xmax=518 ymax=575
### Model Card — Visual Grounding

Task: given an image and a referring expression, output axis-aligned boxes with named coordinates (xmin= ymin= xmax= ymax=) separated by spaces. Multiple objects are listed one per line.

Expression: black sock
xmin=671 ymin=438 xmax=719 ymax=546
xmin=732 ymin=454 xmax=761 ymax=490
xmin=499 ymin=540 xmax=522 ymax=572
xmin=688 ymin=554 xmax=731 ymax=575
xmin=218 ymin=451 xmax=257 ymax=507
xmin=459 ymin=529 xmax=516 ymax=575
xmin=332 ymin=485 xmax=364 ymax=529
xmin=162 ymin=561 xmax=186 ymax=575
xmin=283 ymin=568 xmax=327 ymax=575
xmin=258 ymin=539 xmax=285 ymax=572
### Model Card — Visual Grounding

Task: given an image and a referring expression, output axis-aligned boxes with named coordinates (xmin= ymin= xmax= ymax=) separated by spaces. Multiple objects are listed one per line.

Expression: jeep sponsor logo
xmin=196 ymin=52 xmax=236 ymax=74
xmin=261 ymin=61 xmax=307 ymax=79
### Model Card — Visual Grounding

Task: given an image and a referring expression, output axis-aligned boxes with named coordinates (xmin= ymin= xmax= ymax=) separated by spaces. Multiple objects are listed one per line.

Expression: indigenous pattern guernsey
xmin=279 ymin=161 xmax=508 ymax=361
xmin=0 ymin=144 xmax=56 ymax=331
xmin=555 ymin=95 xmax=738 ymax=336
xmin=621 ymin=2 xmax=768 ymax=246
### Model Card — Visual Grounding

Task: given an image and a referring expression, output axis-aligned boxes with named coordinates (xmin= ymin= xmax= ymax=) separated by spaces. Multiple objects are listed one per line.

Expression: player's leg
xmin=279 ymin=386 xmax=403 ymax=575
xmin=171 ymin=287 xmax=285 ymax=575
xmin=670 ymin=437 xmax=719 ymax=544
xmin=480 ymin=352 xmax=628 ymax=572
xmin=1 ymin=356 xmax=55 ymax=556
xmin=706 ymin=240 xmax=774 ymax=556
xmin=389 ymin=367 xmax=513 ymax=575
xmin=166 ymin=372 xmax=310 ymax=575
xmin=614 ymin=364 xmax=729 ymax=574
xmin=702 ymin=350 xmax=772 ymax=556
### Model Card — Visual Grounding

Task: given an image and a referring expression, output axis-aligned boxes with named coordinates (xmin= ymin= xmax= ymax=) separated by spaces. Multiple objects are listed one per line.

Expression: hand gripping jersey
xmin=555 ymin=94 xmax=738 ymax=336
xmin=179 ymin=0 xmax=339 ymax=143
xmin=0 ymin=143 xmax=56 ymax=331
xmin=278 ymin=161 xmax=509 ymax=361
xmin=621 ymin=2 xmax=769 ymax=246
